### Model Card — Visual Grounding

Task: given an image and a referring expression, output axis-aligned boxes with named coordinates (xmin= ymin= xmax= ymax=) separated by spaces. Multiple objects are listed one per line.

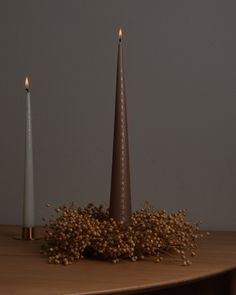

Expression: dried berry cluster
xmin=41 ymin=203 xmax=206 ymax=266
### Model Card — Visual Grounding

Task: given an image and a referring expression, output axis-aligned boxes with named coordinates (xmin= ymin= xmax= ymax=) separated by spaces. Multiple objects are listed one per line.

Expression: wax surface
xmin=23 ymin=91 xmax=35 ymax=227
xmin=110 ymin=40 xmax=132 ymax=223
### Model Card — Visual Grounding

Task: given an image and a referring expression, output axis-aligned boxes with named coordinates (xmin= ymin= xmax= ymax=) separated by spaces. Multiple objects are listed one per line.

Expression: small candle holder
xmin=14 ymin=226 xmax=41 ymax=240
xmin=22 ymin=227 xmax=35 ymax=240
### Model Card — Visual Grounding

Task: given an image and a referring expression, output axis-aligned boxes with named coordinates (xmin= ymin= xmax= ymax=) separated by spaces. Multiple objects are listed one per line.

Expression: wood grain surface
xmin=0 ymin=225 xmax=235 ymax=295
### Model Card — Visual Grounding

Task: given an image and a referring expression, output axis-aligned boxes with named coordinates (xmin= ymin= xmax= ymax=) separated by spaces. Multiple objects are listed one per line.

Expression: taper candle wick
xmin=118 ymin=28 xmax=122 ymax=43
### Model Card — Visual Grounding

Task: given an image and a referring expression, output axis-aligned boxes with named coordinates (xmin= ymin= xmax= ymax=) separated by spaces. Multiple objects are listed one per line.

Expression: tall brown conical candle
xmin=109 ymin=29 xmax=132 ymax=223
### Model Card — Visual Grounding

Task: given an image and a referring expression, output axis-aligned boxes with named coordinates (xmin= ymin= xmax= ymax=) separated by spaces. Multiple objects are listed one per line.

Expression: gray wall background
xmin=0 ymin=0 xmax=236 ymax=230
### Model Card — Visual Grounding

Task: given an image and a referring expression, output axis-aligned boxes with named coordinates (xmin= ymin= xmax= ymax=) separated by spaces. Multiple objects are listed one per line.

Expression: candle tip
xmin=25 ymin=77 xmax=29 ymax=91
xmin=118 ymin=28 xmax=122 ymax=42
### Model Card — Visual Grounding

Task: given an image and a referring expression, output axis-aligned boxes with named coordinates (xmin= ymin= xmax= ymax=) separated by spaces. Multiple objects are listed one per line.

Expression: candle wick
xmin=119 ymin=37 xmax=122 ymax=43
xmin=26 ymin=88 xmax=29 ymax=93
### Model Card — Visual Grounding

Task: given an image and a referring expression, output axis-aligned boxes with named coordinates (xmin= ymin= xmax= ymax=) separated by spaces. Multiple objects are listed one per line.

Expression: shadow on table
xmin=136 ymin=271 xmax=235 ymax=295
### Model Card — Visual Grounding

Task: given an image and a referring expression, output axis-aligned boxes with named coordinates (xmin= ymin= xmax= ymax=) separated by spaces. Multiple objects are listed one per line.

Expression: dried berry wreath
xmin=41 ymin=203 xmax=208 ymax=266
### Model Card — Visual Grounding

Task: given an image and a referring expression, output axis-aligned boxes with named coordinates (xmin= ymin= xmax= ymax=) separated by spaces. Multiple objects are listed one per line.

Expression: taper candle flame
xmin=118 ymin=29 xmax=122 ymax=41
xmin=25 ymin=77 xmax=29 ymax=92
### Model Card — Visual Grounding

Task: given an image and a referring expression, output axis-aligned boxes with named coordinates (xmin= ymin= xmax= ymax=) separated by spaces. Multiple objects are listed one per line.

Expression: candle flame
xmin=25 ymin=77 xmax=29 ymax=90
xmin=118 ymin=28 xmax=122 ymax=39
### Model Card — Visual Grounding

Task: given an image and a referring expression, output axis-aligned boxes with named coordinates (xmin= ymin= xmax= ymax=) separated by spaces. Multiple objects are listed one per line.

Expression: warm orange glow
xmin=118 ymin=28 xmax=122 ymax=39
xmin=25 ymin=77 xmax=29 ymax=90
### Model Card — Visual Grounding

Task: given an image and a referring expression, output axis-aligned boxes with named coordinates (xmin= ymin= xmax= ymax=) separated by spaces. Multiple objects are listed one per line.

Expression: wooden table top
xmin=0 ymin=225 xmax=236 ymax=295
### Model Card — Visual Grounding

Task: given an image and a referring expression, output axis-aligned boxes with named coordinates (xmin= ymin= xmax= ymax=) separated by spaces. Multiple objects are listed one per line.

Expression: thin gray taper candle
xmin=23 ymin=77 xmax=35 ymax=234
